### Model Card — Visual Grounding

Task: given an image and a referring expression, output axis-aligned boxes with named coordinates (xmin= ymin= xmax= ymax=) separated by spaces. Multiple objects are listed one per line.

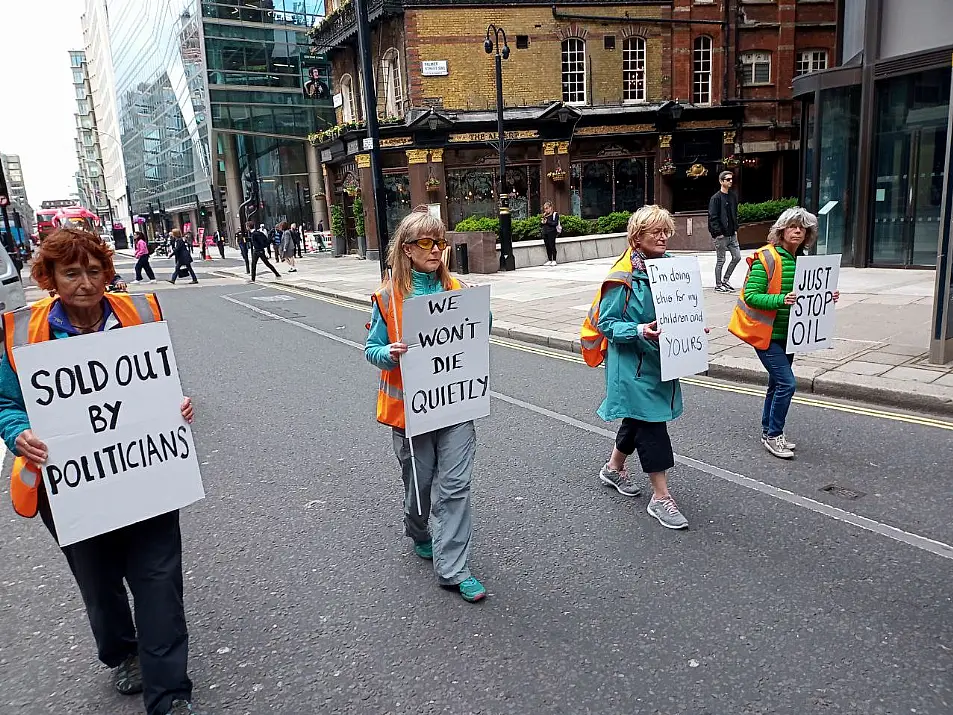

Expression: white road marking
xmin=223 ymin=294 xmax=953 ymax=562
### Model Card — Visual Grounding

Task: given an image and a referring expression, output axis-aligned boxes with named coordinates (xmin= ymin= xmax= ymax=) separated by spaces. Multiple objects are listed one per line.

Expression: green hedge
xmin=738 ymin=198 xmax=798 ymax=225
xmin=453 ymin=213 xmax=599 ymax=242
xmin=330 ymin=204 xmax=346 ymax=238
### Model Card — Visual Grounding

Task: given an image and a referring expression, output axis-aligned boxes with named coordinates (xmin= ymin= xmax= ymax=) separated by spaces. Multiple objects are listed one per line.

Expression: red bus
xmin=36 ymin=206 xmax=102 ymax=240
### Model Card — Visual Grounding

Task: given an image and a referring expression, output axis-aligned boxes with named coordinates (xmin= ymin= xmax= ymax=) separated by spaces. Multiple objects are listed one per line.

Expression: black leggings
xmin=615 ymin=418 xmax=674 ymax=474
xmin=542 ymin=231 xmax=557 ymax=262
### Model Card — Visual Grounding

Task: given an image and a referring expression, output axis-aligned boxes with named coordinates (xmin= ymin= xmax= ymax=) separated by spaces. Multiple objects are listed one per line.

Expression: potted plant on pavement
xmin=353 ymin=195 xmax=367 ymax=259
xmin=330 ymin=204 xmax=346 ymax=257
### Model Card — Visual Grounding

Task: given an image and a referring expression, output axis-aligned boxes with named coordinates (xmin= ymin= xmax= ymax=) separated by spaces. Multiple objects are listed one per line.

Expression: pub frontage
xmin=312 ymin=100 xmax=744 ymax=259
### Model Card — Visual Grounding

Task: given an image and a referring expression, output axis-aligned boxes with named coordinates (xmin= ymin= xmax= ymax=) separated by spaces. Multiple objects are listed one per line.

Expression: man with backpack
xmin=247 ymin=221 xmax=280 ymax=283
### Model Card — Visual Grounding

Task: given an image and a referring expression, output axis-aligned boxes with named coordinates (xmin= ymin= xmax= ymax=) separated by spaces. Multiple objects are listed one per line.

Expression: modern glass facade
xmin=111 ymin=0 xmax=213 ymax=217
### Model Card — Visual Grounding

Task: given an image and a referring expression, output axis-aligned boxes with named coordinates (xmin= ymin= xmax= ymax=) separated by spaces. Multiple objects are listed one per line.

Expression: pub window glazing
xmin=569 ymin=158 xmax=652 ymax=219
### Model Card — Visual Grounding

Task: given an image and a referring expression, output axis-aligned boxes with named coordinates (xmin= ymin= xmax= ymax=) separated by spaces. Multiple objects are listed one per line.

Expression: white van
xmin=0 ymin=249 xmax=26 ymax=313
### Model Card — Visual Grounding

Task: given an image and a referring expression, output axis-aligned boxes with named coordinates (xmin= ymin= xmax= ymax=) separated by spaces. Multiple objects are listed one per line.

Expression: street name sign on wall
xmin=786 ymin=254 xmax=841 ymax=354
xmin=421 ymin=60 xmax=449 ymax=76
xmin=645 ymin=256 xmax=710 ymax=381
xmin=400 ymin=285 xmax=490 ymax=437
xmin=13 ymin=321 xmax=205 ymax=546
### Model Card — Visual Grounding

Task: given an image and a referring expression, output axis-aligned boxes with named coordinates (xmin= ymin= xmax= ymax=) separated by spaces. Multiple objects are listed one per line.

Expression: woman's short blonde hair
xmin=767 ymin=206 xmax=818 ymax=249
xmin=627 ymin=204 xmax=675 ymax=249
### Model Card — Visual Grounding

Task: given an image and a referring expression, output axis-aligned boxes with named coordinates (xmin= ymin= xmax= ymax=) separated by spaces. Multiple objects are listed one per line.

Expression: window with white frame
xmin=380 ymin=48 xmax=404 ymax=118
xmin=561 ymin=38 xmax=587 ymax=105
xmin=341 ymin=74 xmax=356 ymax=123
xmin=740 ymin=51 xmax=772 ymax=85
xmin=796 ymin=50 xmax=828 ymax=76
xmin=692 ymin=36 xmax=712 ymax=104
xmin=622 ymin=37 xmax=646 ymax=103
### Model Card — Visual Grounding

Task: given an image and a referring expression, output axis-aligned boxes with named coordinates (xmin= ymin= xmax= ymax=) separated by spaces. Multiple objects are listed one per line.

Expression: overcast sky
xmin=1 ymin=1 xmax=84 ymax=206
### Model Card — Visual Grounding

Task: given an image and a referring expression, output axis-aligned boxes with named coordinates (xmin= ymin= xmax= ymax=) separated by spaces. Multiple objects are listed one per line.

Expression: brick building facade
xmin=310 ymin=0 xmax=837 ymax=255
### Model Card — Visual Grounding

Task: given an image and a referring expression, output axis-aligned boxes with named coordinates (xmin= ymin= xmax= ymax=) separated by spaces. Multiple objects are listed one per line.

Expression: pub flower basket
xmin=658 ymin=160 xmax=676 ymax=176
xmin=547 ymin=168 xmax=567 ymax=183
xmin=425 ymin=177 xmax=441 ymax=191
xmin=722 ymin=155 xmax=741 ymax=169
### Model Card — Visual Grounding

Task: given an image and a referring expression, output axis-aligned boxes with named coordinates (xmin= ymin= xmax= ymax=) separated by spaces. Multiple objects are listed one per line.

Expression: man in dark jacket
xmin=247 ymin=221 xmax=280 ymax=282
xmin=707 ymin=171 xmax=741 ymax=293
xmin=167 ymin=229 xmax=198 ymax=284
xmin=291 ymin=222 xmax=302 ymax=258
xmin=237 ymin=229 xmax=251 ymax=274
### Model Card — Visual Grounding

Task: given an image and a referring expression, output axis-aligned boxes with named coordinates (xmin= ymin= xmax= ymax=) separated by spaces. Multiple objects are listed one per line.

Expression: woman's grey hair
xmin=767 ymin=206 xmax=818 ymax=248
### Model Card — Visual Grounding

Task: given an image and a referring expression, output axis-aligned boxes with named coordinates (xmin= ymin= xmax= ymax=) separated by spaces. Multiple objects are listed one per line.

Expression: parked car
xmin=0 ymin=247 xmax=26 ymax=313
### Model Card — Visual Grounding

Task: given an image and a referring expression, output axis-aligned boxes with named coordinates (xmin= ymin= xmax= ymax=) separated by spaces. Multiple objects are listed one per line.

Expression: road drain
xmin=819 ymin=483 xmax=866 ymax=500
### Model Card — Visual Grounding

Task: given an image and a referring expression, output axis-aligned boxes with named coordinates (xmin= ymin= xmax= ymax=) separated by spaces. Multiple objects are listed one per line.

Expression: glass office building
xmin=109 ymin=0 xmax=333 ymax=232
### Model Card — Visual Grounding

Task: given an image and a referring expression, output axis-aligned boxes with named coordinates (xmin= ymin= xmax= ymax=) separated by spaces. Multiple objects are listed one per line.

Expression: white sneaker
xmin=148 ymin=279 xmax=157 ymax=284
xmin=762 ymin=433 xmax=796 ymax=450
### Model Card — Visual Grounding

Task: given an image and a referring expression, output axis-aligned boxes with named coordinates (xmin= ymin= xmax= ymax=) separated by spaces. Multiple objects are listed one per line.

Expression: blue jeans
xmin=755 ymin=340 xmax=795 ymax=438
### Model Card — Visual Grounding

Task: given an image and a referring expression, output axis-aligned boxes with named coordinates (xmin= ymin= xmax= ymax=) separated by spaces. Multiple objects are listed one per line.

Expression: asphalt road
xmin=1 ymin=278 xmax=951 ymax=715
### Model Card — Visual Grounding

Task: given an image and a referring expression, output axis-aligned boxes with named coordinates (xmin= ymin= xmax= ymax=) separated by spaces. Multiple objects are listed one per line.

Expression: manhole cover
xmin=819 ymin=483 xmax=865 ymax=500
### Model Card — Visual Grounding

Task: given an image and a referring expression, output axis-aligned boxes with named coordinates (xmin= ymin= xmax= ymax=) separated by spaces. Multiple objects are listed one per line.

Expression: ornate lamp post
xmin=484 ymin=24 xmax=514 ymax=271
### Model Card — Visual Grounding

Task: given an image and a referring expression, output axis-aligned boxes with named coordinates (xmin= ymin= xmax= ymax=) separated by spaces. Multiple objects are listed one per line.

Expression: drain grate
xmin=819 ymin=483 xmax=866 ymax=500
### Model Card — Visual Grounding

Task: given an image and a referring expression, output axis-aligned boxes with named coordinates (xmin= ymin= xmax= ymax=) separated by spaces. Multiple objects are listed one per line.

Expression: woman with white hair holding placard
xmin=728 ymin=206 xmax=839 ymax=460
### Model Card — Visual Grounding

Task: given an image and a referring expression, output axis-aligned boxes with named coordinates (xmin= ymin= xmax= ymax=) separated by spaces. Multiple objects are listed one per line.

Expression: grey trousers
xmin=392 ymin=421 xmax=476 ymax=586
xmin=714 ymin=234 xmax=742 ymax=285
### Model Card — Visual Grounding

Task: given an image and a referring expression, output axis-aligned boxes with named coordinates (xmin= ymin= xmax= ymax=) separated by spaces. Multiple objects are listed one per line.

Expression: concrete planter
xmin=738 ymin=220 xmax=773 ymax=249
xmin=498 ymin=233 xmax=630 ymax=269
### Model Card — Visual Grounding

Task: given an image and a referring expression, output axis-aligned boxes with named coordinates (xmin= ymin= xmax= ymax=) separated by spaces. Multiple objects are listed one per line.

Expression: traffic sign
xmin=0 ymin=195 xmax=8 ymax=207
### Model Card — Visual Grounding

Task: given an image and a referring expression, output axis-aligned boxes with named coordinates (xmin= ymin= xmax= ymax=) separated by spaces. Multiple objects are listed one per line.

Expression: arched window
xmin=622 ymin=37 xmax=646 ymax=103
xmin=561 ymin=38 xmax=587 ymax=105
xmin=341 ymin=73 xmax=356 ymax=123
xmin=692 ymin=36 xmax=712 ymax=105
xmin=380 ymin=48 xmax=404 ymax=118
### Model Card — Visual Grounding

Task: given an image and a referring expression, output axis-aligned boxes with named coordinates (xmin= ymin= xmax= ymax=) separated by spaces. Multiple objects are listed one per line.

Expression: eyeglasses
xmin=408 ymin=237 xmax=448 ymax=251
xmin=644 ymin=228 xmax=673 ymax=239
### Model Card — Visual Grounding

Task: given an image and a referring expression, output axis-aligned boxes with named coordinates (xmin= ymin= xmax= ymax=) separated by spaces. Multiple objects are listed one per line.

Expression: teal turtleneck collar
xmin=410 ymin=268 xmax=442 ymax=297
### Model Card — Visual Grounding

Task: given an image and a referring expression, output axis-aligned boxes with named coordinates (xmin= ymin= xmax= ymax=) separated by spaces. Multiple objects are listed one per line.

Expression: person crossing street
xmin=248 ymin=221 xmax=280 ymax=282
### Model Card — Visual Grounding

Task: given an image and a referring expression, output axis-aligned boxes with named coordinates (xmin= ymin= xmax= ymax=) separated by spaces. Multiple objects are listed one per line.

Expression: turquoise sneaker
xmin=458 ymin=576 xmax=486 ymax=603
xmin=413 ymin=540 xmax=433 ymax=559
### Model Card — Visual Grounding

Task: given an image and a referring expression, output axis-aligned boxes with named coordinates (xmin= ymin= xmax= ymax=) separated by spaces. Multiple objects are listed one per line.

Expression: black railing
xmin=310 ymin=0 xmax=405 ymax=51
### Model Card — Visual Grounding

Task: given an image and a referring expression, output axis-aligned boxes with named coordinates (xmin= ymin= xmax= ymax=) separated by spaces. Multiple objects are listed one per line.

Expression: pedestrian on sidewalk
xmin=708 ymin=171 xmax=741 ymax=293
xmin=279 ymin=221 xmax=297 ymax=273
xmin=215 ymin=230 xmax=226 ymax=260
xmin=580 ymin=205 xmax=692 ymax=530
xmin=133 ymin=231 xmax=156 ymax=283
xmin=247 ymin=221 xmax=280 ymax=282
xmin=292 ymin=222 xmax=303 ymax=258
xmin=540 ymin=200 xmax=561 ymax=266
xmin=237 ymin=230 xmax=251 ymax=274
xmin=364 ymin=206 xmax=487 ymax=604
xmin=728 ymin=207 xmax=839 ymax=459
xmin=0 ymin=228 xmax=207 ymax=715
xmin=167 ymin=229 xmax=198 ymax=285
xmin=271 ymin=226 xmax=282 ymax=262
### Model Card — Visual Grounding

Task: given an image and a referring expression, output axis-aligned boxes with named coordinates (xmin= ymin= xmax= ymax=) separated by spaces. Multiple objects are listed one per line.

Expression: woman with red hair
xmin=0 ymin=228 xmax=207 ymax=715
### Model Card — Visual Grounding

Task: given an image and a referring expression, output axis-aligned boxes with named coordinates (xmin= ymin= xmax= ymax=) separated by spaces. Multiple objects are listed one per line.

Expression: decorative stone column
xmin=356 ymin=153 xmax=380 ymax=261
xmin=406 ymin=148 xmax=431 ymax=212
xmin=541 ymin=141 xmax=571 ymax=216
xmin=223 ymin=134 xmax=243 ymax=237
xmin=306 ymin=142 xmax=330 ymax=233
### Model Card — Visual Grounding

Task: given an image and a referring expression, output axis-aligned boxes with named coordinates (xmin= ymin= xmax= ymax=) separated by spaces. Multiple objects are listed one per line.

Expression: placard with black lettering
xmin=12 ymin=321 xmax=205 ymax=546
xmin=400 ymin=285 xmax=491 ymax=437
xmin=786 ymin=253 xmax=841 ymax=354
xmin=645 ymin=255 xmax=710 ymax=382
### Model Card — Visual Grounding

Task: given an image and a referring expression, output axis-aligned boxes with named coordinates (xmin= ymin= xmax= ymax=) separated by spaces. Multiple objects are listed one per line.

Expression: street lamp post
xmin=485 ymin=25 xmax=514 ymax=271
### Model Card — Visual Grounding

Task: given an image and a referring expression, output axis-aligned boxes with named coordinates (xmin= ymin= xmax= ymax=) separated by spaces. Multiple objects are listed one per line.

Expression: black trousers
xmin=39 ymin=492 xmax=192 ymax=715
xmin=239 ymin=244 xmax=250 ymax=273
xmin=135 ymin=255 xmax=155 ymax=281
xmin=251 ymin=250 xmax=280 ymax=280
xmin=293 ymin=238 xmax=302 ymax=258
xmin=170 ymin=261 xmax=197 ymax=283
xmin=542 ymin=231 xmax=557 ymax=262
xmin=217 ymin=242 xmax=226 ymax=259
xmin=615 ymin=418 xmax=674 ymax=474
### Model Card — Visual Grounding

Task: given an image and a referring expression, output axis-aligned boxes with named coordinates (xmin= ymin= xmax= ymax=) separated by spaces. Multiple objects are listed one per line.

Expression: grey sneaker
xmin=599 ymin=463 xmax=641 ymax=497
xmin=647 ymin=496 xmax=688 ymax=529
xmin=763 ymin=433 xmax=797 ymax=451
xmin=762 ymin=435 xmax=794 ymax=459
xmin=715 ymin=284 xmax=731 ymax=293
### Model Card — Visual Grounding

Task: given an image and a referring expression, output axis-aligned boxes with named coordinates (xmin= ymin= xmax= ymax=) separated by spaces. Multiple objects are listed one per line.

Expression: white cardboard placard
xmin=645 ymin=255 xmax=710 ymax=381
xmin=13 ymin=321 xmax=205 ymax=546
xmin=786 ymin=253 xmax=841 ymax=354
xmin=400 ymin=285 xmax=491 ymax=437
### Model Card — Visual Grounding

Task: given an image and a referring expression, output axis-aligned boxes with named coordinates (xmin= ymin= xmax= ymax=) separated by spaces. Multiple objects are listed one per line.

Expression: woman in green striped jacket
xmin=741 ymin=207 xmax=839 ymax=459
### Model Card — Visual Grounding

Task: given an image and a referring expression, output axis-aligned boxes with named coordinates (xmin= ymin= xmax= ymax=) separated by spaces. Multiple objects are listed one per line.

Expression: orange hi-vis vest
xmin=371 ymin=277 xmax=462 ymax=429
xmin=727 ymin=244 xmax=783 ymax=350
xmin=4 ymin=293 xmax=162 ymax=519
xmin=580 ymin=249 xmax=634 ymax=367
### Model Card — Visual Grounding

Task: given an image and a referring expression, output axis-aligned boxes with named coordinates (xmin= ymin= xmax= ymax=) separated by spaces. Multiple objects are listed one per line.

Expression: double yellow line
xmin=271 ymin=283 xmax=953 ymax=432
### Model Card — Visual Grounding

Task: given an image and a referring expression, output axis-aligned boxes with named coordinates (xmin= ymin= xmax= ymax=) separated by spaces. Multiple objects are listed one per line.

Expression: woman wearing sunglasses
xmin=364 ymin=207 xmax=487 ymax=603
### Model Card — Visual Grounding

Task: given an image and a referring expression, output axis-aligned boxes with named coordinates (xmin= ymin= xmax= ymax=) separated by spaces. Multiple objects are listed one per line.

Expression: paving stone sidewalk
xmin=213 ymin=249 xmax=953 ymax=415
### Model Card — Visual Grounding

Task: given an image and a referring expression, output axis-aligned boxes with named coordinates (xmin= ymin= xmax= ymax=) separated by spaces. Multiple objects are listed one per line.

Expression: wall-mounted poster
xmin=302 ymin=56 xmax=332 ymax=100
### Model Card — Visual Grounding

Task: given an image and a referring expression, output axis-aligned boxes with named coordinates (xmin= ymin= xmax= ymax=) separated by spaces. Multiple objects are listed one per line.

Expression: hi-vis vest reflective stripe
xmin=580 ymin=250 xmax=634 ymax=367
xmin=3 ymin=293 xmax=162 ymax=519
xmin=371 ymin=278 xmax=462 ymax=429
xmin=727 ymin=245 xmax=783 ymax=350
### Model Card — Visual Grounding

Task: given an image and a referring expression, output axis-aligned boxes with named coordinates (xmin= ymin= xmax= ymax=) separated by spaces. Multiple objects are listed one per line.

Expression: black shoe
xmin=114 ymin=654 xmax=143 ymax=696
xmin=167 ymin=279 xmax=176 ymax=284
xmin=190 ymin=280 xmax=199 ymax=284
xmin=722 ymin=280 xmax=735 ymax=291
xmin=164 ymin=699 xmax=206 ymax=715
